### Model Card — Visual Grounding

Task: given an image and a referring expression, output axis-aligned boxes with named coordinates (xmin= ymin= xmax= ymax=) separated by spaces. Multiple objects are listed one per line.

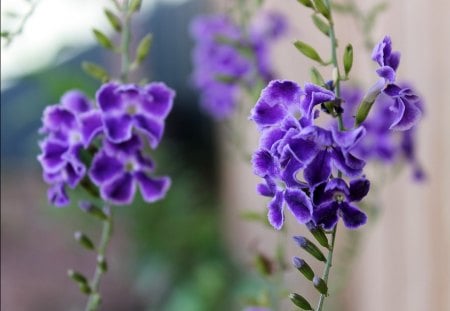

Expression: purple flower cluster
xmin=38 ymin=82 xmax=175 ymax=207
xmin=340 ymin=84 xmax=425 ymax=180
xmin=368 ymin=36 xmax=422 ymax=131
xmin=250 ymin=80 xmax=369 ymax=230
xmin=190 ymin=11 xmax=287 ymax=119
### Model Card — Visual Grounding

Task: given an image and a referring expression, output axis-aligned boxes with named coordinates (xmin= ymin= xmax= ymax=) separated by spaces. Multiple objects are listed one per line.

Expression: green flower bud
xmin=313 ymin=276 xmax=328 ymax=295
xmin=74 ymin=231 xmax=95 ymax=251
xmin=289 ymin=293 xmax=313 ymax=310
xmin=292 ymin=257 xmax=314 ymax=280
xmin=293 ymin=236 xmax=327 ymax=262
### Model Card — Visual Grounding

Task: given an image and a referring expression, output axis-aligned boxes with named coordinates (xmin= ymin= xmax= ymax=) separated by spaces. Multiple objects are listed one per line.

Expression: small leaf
xmin=289 ymin=293 xmax=313 ymax=310
xmin=1 ymin=31 xmax=10 ymax=38
xmin=313 ymin=276 xmax=328 ymax=295
xmin=293 ymin=236 xmax=327 ymax=262
xmin=82 ymin=61 xmax=110 ymax=82
xmin=104 ymin=9 xmax=122 ymax=32
xmin=311 ymin=14 xmax=330 ymax=37
xmin=129 ymin=0 xmax=142 ymax=13
xmin=294 ymin=41 xmax=326 ymax=65
xmin=343 ymin=44 xmax=353 ymax=77
xmin=92 ymin=29 xmax=114 ymax=50
xmin=310 ymin=67 xmax=325 ymax=86
xmin=135 ymin=33 xmax=152 ymax=64
xmin=297 ymin=0 xmax=314 ymax=8
xmin=313 ymin=0 xmax=331 ymax=20
xmin=74 ymin=231 xmax=95 ymax=250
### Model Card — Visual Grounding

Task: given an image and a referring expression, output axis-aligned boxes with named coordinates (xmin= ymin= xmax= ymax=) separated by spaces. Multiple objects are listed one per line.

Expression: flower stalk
xmin=316 ymin=226 xmax=337 ymax=311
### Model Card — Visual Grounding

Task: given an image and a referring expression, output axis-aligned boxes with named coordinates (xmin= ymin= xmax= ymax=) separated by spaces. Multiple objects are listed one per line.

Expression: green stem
xmin=316 ymin=226 xmax=337 ymax=311
xmin=120 ymin=1 xmax=132 ymax=82
xmin=84 ymin=212 xmax=114 ymax=311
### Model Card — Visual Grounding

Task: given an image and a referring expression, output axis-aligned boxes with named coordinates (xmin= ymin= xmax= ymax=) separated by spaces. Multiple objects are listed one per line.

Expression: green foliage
xmin=310 ymin=67 xmax=325 ymax=86
xmin=92 ymin=29 xmax=115 ymax=50
xmin=294 ymin=41 xmax=327 ymax=65
xmin=82 ymin=61 xmax=110 ymax=82
xmin=135 ymin=34 xmax=153 ymax=64
xmin=104 ymin=9 xmax=122 ymax=32
xmin=312 ymin=14 xmax=330 ymax=37
xmin=312 ymin=0 xmax=331 ymax=20
xmin=297 ymin=0 xmax=314 ymax=8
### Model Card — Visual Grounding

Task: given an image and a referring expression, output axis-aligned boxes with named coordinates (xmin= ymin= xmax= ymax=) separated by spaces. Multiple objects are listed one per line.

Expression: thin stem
xmin=120 ymin=1 xmax=132 ymax=82
xmin=316 ymin=226 xmax=337 ymax=311
xmin=84 ymin=212 xmax=114 ymax=311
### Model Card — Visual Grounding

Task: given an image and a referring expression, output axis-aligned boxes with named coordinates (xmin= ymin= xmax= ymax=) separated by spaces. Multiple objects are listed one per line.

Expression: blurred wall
xmin=220 ymin=0 xmax=450 ymax=310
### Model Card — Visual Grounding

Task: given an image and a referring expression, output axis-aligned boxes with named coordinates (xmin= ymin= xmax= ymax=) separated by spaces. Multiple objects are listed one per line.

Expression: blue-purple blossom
xmin=312 ymin=177 xmax=369 ymax=229
xmin=368 ymin=36 xmax=422 ymax=131
xmin=250 ymin=80 xmax=367 ymax=230
xmin=38 ymin=90 xmax=103 ymax=206
xmin=96 ymin=82 xmax=175 ymax=148
xmin=340 ymin=84 xmax=424 ymax=180
xmin=89 ymin=134 xmax=170 ymax=205
xmin=190 ymin=12 xmax=287 ymax=119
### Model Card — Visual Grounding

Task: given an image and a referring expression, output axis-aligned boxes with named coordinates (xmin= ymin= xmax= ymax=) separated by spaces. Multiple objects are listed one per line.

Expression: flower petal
xmin=250 ymin=98 xmax=287 ymax=129
xmin=38 ymin=139 xmax=69 ymax=173
xmin=349 ymin=178 xmax=370 ymax=202
xmin=89 ymin=151 xmax=123 ymax=185
xmin=134 ymin=114 xmax=164 ymax=149
xmin=389 ymin=97 xmax=422 ymax=131
xmin=304 ymin=150 xmax=331 ymax=186
xmin=101 ymin=173 xmax=136 ymax=205
xmin=284 ymin=188 xmax=312 ymax=223
xmin=135 ymin=172 xmax=171 ymax=203
xmin=96 ymin=83 xmax=123 ymax=113
xmin=61 ymin=90 xmax=91 ymax=113
xmin=340 ymin=202 xmax=367 ymax=229
xmin=48 ymin=183 xmax=69 ymax=207
xmin=267 ymin=191 xmax=284 ymax=230
xmin=103 ymin=114 xmax=133 ymax=143
xmin=252 ymin=149 xmax=277 ymax=177
xmin=142 ymin=82 xmax=175 ymax=118
xmin=313 ymin=201 xmax=339 ymax=230
xmin=79 ymin=110 xmax=103 ymax=147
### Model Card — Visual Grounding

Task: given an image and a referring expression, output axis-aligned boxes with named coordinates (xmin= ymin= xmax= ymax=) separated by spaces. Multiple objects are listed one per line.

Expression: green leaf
xmin=82 ymin=61 xmax=110 ymax=82
xmin=310 ymin=67 xmax=325 ymax=86
xmin=297 ymin=0 xmax=314 ymax=8
xmin=1 ymin=31 xmax=10 ymax=38
xmin=129 ymin=0 xmax=142 ymax=13
xmin=294 ymin=41 xmax=326 ymax=65
xmin=311 ymin=14 xmax=330 ymax=37
xmin=135 ymin=33 xmax=152 ymax=64
xmin=104 ymin=9 xmax=122 ymax=32
xmin=289 ymin=293 xmax=313 ymax=310
xmin=313 ymin=0 xmax=331 ymax=20
xmin=343 ymin=44 xmax=353 ymax=77
xmin=92 ymin=29 xmax=114 ymax=50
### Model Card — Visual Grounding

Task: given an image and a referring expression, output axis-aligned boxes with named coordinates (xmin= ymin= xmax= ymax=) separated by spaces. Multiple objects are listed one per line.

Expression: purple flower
xmin=340 ymin=84 xmax=424 ymax=180
xmin=372 ymin=36 xmax=400 ymax=83
xmin=250 ymin=80 xmax=367 ymax=230
xmin=312 ymin=177 xmax=369 ymax=229
xmin=190 ymin=12 xmax=287 ymax=119
xmin=38 ymin=90 xmax=103 ymax=207
xmin=96 ymin=82 xmax=175 ymax=147
xmin=369 ymin=36 xmax=422 ymax=131
xmin=89 ymin=135 xmax=170 ymax=205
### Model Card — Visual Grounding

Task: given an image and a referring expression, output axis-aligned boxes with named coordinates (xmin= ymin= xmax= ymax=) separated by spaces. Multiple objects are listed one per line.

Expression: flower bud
xmin=292 ymin=257 xmax=314 ymax=280
xmin=78 ymin=201 xmax=108 ymax=220
xmin=313 ymin=276 xmax=328 ymax=295
xmin=289 ymin=293 xmax=313 ymax=310
xmin=68 ymin=269 xmax=88 ymax=285
xmin=355 ymin=79 xmax=385 ymax=126
xmin=293 ymin=236 xmax=327 ymax=262
xmin=97 ymin=255 xmax=108 ymax=273
xmin=307 ymin=223 xmax=329 ymax=249
xmin=74 ymin=231 xmax=95 ymax=251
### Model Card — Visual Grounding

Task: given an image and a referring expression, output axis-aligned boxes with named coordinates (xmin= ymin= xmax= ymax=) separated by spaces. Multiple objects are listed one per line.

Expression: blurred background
xmin=1 ymin=0 xmax=449 ymax=311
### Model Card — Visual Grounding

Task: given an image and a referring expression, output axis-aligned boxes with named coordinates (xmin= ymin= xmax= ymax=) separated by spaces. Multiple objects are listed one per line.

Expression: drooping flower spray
xmin=249 ymin=0 xmax=422 ymax=310
xmin=37 ymin=1 xmax=175 ymax=310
